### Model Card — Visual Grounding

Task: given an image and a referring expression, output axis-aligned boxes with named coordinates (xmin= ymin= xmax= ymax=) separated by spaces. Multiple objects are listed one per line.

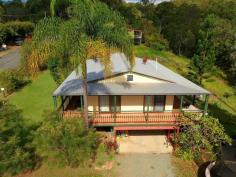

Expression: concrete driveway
xmin=0 ymin=47 xmax=21 ymax=70
xmin=115 ymin=131 xmax=175 ymax=177
xmin=115 ymin=153 xmax=175 ymax=177
xmin=117 ymin=130 xmax=173 ymax=154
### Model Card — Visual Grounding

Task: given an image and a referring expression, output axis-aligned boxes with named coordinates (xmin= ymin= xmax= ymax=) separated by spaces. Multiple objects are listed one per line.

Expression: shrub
xmin=223 ymin=92 xmax=232 ymax=98
xmin=0 ymin=21 xmax=34 ymax=45
xmin=176 ymin=115 xmax=231 ymax=160
xmin=47 ymin=57 xmax=63 ymax=84
xmin=0 ymin=101 xmax=37 ymax=176
xmin=95 ymin=143 xmax=115 ymax=167
xmin=34 ymin=111 xmax=99 ymax=167
xmin=0 ymin=70 xmax=30 ymax=94
xmin=5 ymin=21 xmax=34 ymax=37
xmin=0 ymin=23 xmax=8 ymax=44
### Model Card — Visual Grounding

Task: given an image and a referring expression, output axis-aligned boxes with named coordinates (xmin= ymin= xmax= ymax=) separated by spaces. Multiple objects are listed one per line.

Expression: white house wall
xmin=98 ymin=73 xmax=168 ymax=84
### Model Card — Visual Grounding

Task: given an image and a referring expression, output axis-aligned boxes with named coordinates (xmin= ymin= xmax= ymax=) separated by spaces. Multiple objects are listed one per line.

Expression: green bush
xmin=0 ymin=70 xmax=31 ymax=94
xmin=34 ymin=111 xmax=99 ymax=167
xmin=0 ymin=23 xmax=8 ymax=44
xmin=95 ymin=143 xmax=114 ymax=167
xmin=176 ymin=115 xmax=231 ymax=160
xmin=5 ymin=21 xmax=34 ymax=36
xmin=0 ymin=21 xmax=34 ymax=44
xmin=0 ymin=101 xmax=37 ymax=176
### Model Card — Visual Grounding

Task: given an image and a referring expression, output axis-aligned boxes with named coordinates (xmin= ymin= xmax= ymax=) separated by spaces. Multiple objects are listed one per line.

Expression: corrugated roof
xmin=53 ymin=53 xmax=210 ymax=96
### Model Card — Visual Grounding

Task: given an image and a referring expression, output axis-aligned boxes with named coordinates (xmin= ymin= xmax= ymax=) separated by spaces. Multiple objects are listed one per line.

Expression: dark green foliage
xmin=188 ymin=15 xmax=216 ymax=85
xmin=5 ymin=21 xmax=34 ymax=36
xmin=47 ymin=58 xmax=62 ymax=84
xmin=26 ymin=0 xmax=51 ymax=21
xmin=0 ymin=23 xmax=8 ymax=44
xmin=34 ymin=111 xmax=99 ymax=167
xmin=0 ymin=101 xmax=37 ymax=176
xmin=155 ymin=2 xmax=201 ymax=56
xmin=0 ymin=70 xmax=31 ymax=94
xmin=176 ymin=114 xmax=231 ymax=160
xmin=0 ymin=21 xmax=34 ymax=44
xmin=141 ymin=19 xmax=169 ymax=51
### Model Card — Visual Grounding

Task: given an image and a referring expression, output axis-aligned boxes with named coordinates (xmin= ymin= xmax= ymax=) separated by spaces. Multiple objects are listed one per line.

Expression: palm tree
xmin=22 ymin=0 xmax=134 ymax=129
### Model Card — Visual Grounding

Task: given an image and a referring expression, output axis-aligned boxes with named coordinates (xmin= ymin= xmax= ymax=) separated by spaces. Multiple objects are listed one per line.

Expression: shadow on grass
xmin=208 ymin=103 xmax=236 ymax=137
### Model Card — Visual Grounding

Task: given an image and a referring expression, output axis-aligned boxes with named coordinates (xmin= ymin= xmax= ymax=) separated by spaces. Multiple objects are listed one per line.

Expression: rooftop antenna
xmin=155 ymin=57 xmax=158 ymax=71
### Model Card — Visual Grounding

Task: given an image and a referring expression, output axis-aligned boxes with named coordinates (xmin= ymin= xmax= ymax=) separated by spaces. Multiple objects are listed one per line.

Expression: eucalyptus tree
xmin=23 ymin=0 xmax=133 ymax=129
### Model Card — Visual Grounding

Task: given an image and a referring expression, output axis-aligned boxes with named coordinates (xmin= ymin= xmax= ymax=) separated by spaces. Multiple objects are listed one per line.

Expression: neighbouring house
xmin=129 ymin=29 xmax=142 ymax=45
xmin=53 ymin=53 xmax=210 ymax=142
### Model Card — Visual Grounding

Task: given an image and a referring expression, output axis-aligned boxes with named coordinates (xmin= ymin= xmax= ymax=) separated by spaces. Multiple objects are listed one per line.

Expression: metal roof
xmin=53 ymin=53 xmax=210 ymax=96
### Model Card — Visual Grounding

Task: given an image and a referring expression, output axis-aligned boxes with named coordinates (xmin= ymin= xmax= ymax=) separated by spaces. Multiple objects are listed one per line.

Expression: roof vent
xmin=127 ymin=74 xmax=133 ymax=81
xmin=143 ymin=57 xmax=148 ymax=64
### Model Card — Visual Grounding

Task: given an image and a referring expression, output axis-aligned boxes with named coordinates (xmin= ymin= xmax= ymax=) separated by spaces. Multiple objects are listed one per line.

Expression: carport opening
xmin=121 ymin=130 xmax=167 ymax=136
xmin=116 ymin=130 xmax=175 ymax=154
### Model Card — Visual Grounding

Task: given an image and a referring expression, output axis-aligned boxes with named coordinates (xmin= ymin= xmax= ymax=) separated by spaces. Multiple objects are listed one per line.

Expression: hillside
xmin=135 ymin=45 xmax=236 ymax=136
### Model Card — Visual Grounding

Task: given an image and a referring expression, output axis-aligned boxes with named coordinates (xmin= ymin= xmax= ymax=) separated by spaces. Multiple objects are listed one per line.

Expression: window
xmin=110 ymin=96 xmax=121 ymax=112
xmin=99 ymin=96 xmax=121 ymax=112
xmin=127 ymin=74 xmax=133 ymax=81
xmin=99 ymin=96 xmax=109 ymax=112
xmin=144 ymin=95 xmax=165 ymax=112
xmin=153 ymin=95 xmax=165 ymax=112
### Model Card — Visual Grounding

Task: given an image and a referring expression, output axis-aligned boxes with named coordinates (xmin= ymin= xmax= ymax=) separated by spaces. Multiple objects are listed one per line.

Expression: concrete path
xmin=115 ymin=153 xmax=175 ymax=177
xmin=0 ymin=47 xmax=21 ymax=70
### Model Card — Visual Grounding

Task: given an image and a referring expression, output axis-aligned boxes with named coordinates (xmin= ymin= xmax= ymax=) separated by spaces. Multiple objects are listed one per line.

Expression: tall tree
xmin=188 ymin=14 xmax=216 ymax=85
xmin=155 ymin=2 xmax=201 ymax=56
xmin=23 ymin=0 xmax=133 ymax=129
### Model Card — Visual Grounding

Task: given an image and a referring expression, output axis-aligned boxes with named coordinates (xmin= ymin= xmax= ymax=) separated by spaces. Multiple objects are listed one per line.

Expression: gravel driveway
xmin=0 ymin=47 xmax=21 ymax=70
xmin=115 ymin=153 xmax=175 ymax=177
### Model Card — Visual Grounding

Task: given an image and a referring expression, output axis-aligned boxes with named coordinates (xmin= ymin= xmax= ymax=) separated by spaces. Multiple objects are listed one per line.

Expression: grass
xmin=15 ymin=164 xmax=112 ymax=177
xmin=171 ymin=156 xmax=198 ymax=177
xmin=8 ymin=70 xmax=57 ymax=124
xmin=135 ymin=45 xmax=236 ymax=136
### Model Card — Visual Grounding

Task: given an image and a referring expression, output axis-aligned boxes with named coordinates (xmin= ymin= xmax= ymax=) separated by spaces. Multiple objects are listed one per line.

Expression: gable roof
xmin=53 ymin=53 xmax=210 ymax=96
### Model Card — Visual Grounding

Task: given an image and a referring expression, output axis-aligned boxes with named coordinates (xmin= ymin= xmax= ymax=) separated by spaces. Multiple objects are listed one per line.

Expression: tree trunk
xmin=82 ymin=78 xmax=89 ymax=130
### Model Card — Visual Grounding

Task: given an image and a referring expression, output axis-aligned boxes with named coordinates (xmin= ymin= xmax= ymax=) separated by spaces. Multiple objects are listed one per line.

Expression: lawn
xmin=171 ymin=156 xmax=199 ymax=177
xmin=8 ymin=70 xmax=57 ymax=124
xmin=135 ymin=45 xmax=236 ymax=136
xmin=15 ymin=165 xmax=113 ymax=177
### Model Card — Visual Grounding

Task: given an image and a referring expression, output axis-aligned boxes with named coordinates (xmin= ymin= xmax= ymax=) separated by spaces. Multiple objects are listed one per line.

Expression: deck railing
xmin=62 ymin=111 xmax=181 ymax=125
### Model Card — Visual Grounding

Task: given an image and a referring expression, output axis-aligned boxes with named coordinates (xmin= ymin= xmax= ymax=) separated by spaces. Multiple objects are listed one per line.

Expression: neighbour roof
xmin=53 ymin=53 xmax=210 ymax=96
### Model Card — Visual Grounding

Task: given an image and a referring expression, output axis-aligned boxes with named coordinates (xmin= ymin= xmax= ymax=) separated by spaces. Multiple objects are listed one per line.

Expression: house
xmin=129 ymin=29 xmax=142 ymax=45
xmin=53 ymin=53 xmax=210 ymax=141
